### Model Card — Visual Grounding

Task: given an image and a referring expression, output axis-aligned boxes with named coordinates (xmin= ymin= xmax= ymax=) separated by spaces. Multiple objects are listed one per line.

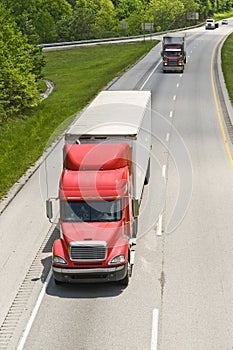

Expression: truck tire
xmin=120 ymin=264 xmax=129 ymax=286
xmin=120 ymin=272 xmax=129 ymax=286
xmin=132 ymin=217 xmax=138 ymax=238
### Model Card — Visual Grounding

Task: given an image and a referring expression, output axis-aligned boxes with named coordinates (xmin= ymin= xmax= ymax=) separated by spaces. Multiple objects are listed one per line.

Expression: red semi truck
xmin=46 ymin=90 xmax=151 ymax=285
xmin=161 ymin=34 xmax=186 ymax=73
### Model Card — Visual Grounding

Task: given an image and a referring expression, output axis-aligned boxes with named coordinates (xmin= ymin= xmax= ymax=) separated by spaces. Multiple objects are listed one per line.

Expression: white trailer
xmin=65 ymin=90 xmax=152 ymax=213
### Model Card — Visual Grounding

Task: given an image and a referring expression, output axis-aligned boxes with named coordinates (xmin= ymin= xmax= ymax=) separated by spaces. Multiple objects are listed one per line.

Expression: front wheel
xmin=120 ymin=269 xmax=129 ymax=286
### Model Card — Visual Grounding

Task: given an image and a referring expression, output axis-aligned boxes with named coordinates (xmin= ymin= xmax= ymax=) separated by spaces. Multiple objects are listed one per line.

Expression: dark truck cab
xmin=161 ymin=34 xmax=186 ymax=73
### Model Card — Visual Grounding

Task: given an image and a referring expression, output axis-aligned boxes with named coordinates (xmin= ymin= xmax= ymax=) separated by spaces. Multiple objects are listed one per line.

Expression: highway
xmin=0 ymin=22 xmax=233 ymax=350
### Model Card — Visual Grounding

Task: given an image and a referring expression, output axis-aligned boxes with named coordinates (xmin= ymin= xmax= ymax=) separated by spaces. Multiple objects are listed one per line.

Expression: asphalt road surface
xmin=0 ymin=21 xmax=233 ymax=350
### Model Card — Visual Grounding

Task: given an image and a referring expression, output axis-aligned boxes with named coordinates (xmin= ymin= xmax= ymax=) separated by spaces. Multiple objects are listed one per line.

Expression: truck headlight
xmin=108 ymin=254 xmax=125 ymax=265
xmin=53 ymin=255 xmax=67 ymax=265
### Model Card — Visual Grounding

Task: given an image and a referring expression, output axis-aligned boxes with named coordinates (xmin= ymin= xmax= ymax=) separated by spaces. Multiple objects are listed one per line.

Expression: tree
xmin=94 ymin=0 xmax=117 ymax=38
xmin=145 ymin=0 xmax=185 ymax=31
xmin=69 ymin=0 xmax=116 ymax=40
xmin=0 ymin=4 xmax=40 ymax=120
xmin=34 ymin=9 xmax=57 ymax=43
xmin=71 ymin=1 xmax=96 ymax=40
xmin=3 ymin=0 xmax=72 ymax=43
xmin=116 ymin=0 xmax=146 ymax=21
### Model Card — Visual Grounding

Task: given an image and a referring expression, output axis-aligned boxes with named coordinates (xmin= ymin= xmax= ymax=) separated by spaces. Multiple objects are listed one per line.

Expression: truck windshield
xmin=165 ymin=51 xmax=182 ymax=57
xmin=61 ymin=199 xmax=122 ymax=223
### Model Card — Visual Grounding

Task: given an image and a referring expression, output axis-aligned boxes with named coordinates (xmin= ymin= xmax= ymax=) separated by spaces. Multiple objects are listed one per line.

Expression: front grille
xmin=168 ymin=59 xmax=178 ymax=66
xmin=69 ymin=241 xmax=107 ymax=261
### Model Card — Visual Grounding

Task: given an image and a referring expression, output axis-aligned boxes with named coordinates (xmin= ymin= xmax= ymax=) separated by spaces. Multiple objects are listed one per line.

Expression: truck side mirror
xmin=133 ymin=199 xmax=139 ymax=217
xmin=46 ymin=199 xmax=53 ymax=220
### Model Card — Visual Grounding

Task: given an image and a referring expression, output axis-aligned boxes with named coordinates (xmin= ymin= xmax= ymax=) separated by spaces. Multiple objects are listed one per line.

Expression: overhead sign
xmin=186 ymin=12 xmax=199 ymax=20
xmin=142 ymin=23 xmax=154 ymax=31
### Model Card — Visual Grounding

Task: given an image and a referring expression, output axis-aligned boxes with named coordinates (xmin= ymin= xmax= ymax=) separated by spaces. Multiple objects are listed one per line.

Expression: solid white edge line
xmin=17 ymin=270 xmax=52 ymax=350
xmin=156 ymin=215 xmax=163 ymax=236
xmin=151 ymin=308 xmax=159 ymax=350
xmin=140 ymin=59 xmax=162 ymax=90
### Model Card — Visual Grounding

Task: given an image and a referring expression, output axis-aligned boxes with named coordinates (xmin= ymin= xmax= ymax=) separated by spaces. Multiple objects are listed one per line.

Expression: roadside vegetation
xmin=214 ymin=9 xmax=233 ymax=21
xmin=221 ymin=32 xmax=233 ymax=103
xmin=0 ymin=40 xmax=157 ymax=199
xmin=4 ymin=0 xmax=231 ymax=44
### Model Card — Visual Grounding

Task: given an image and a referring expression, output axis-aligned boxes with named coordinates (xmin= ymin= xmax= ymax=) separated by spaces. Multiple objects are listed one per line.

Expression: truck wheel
xmin=120 ymin=270 xmax=129 ymax=286
xmin=132 ymin=217 xmax=138 ymax=238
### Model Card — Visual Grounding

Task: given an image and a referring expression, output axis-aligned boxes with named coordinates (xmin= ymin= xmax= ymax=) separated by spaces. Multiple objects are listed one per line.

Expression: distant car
xmin=222 ymin=19 xmax=228 ymax=25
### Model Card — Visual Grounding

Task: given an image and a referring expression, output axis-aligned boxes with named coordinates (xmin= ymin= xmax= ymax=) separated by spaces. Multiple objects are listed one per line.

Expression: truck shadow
xmin=39 ymin=225 xmax=59 ymax=283
xmin=46 ymin=279 xmax=125 ymax=298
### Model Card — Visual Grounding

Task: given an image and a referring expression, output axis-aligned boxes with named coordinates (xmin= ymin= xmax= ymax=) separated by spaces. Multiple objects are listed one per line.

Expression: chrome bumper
xmin=53 ymin=264 xmax=127 ymax=283
xmin=53 ymin=265 xmax=125 ymax=274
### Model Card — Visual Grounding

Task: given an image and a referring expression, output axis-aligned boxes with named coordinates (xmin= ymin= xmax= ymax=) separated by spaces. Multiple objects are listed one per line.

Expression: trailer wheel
xmin=132 ymin=217 xmax=138 ymax=238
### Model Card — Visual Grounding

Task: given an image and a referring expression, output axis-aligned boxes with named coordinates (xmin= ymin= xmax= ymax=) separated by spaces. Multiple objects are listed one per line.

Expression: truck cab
xmin=52 ymin=143 xmax=134 ymax=285
xmin=205 ymin=18 xmax=218 ymax=29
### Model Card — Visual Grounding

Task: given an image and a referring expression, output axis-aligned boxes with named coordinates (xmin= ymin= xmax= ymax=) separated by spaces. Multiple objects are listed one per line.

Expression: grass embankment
xmin=0 ymin=41 xmax=157 ymax=199
xmin=221 ymin=32 xmax=233 ymax=103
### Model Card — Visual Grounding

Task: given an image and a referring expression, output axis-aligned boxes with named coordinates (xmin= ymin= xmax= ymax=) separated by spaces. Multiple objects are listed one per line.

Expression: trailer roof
xmin=163 ymin=33 xmax=185 ymax=38
xmin=67 ymin=90 xmax=151 ymax=136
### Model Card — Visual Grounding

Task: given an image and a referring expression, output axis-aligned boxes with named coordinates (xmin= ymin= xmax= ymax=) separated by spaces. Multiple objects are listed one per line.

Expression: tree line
xmin=4 ymin=0 xmax=233 ymax=43
xmin=0 ymin=0 xmax=232 ymax=121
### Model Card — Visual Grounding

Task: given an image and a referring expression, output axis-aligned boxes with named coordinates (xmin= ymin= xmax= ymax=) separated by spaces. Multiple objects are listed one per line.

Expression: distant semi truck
xmin=161 ymin=34 xmax=186 ymax=73
xmin=46 ymin=90 xmax=151 ymax=286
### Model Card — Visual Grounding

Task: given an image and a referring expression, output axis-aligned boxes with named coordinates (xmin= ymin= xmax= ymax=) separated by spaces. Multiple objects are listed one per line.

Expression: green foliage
xmin=221 ymin=32 xmax=233 ymax=103
xmin=0 ymin=4 xmax=41 ymax=121
xmin=3 ymin=0 xmax=233 ymax=42
xmin=214 ymin=8 xmax=233 ymax=19
xmin=34 ymin=10 xmax=57 ymax=43
xmin=146 ymin=0 xmax=186 ymax=30
xmin=94 ymin=0 xmax=117 ymax=38
xmin=116 ymin=0 xmax=145 ymax=21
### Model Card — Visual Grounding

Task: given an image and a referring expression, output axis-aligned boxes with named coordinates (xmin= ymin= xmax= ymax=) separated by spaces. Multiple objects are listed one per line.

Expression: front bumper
xmin=53 ymin=264 xmax=128 ymax=283
xmin=163 ymin=65 xmax=184 ymax=72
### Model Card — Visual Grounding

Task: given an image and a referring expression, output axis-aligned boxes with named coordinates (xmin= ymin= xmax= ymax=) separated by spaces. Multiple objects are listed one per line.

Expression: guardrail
xmin=38 ymin=22 xmax=205 ymax=48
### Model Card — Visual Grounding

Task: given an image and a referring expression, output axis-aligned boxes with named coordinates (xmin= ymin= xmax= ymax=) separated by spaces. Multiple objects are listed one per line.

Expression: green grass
xmin=222 ymin=32 xmax=233 ymax=103
xmin=0 ymin=41 xmax=157 ymax=199
xmin=214 ymin=9 xmax=233 ymax=20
